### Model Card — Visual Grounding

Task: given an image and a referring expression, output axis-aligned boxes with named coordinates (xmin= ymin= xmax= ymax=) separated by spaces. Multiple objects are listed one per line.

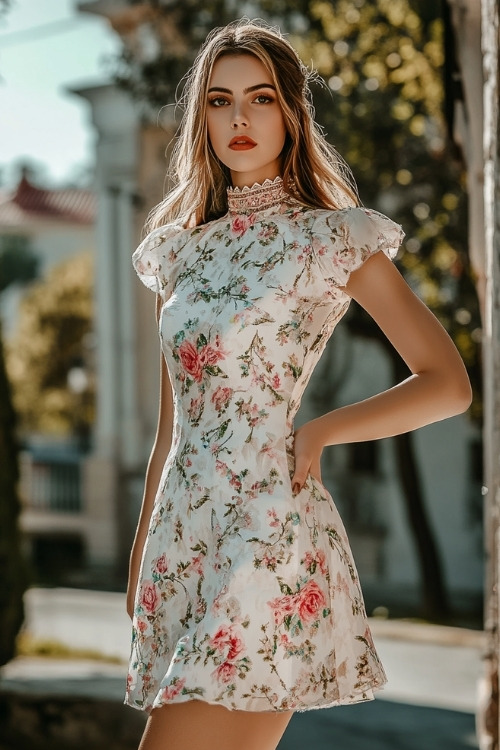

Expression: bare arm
xmin=126 ymin=295 xmax=174 ymax=619
xmin=291 ymin=251 xmax=472 ymax=492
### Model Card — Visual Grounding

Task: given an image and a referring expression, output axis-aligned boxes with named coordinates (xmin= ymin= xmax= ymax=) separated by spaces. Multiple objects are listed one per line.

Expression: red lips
xmin=229 ymin=135 xmax=257 ymax=150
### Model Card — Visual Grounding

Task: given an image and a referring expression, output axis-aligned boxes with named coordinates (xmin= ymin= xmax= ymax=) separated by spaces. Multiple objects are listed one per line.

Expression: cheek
xmin=270 ymin=112 xmax=287 ymax=149
xmin=207 ymin=112 xmax=224 ymax=149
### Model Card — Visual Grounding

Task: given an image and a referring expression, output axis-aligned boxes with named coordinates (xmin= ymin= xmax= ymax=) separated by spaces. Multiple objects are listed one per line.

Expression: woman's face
xmin=206 ymin=54 xmax=287 ymax=188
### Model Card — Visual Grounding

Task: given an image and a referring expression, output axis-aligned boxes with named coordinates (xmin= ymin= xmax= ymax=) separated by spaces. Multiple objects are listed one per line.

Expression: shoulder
xmin=135 ymin=221 xmax=187 ymax=253
xmin=306 ymin=206 xmax=405 ymax=289
xmin=309 ymin=206 xmax=403 ymax=242
xmin=132 ymin=222 xmax=187 ymax=294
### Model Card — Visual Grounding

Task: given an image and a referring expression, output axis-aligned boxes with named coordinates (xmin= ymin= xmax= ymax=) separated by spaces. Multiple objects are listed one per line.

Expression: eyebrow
xmin=207 ymin=83 xmax=276 ymax=95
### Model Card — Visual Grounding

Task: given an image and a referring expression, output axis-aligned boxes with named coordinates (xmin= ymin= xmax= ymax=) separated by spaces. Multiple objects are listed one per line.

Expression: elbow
xmin=419 ymin=365 xmax=473 ymax=419
xmin=455 ymin=381 xmax=473 ymax=415
xmin=443 ymin=371 xmax=473 ymax=417
xmin=448 ymin=388 xmax=473 ymax=417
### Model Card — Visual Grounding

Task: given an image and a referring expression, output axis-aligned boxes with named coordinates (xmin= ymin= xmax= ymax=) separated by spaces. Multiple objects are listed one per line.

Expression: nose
xmin=231 ymin=103 xmax=248 ymax=129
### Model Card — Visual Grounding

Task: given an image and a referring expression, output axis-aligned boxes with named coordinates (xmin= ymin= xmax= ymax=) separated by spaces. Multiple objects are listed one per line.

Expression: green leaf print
xmin=197 ymin=332 xmax=208 ymax=349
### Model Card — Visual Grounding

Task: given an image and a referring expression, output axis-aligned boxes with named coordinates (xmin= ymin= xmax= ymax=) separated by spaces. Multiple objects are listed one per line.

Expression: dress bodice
xmin=126 ymin=180 xmax=404 ymax=714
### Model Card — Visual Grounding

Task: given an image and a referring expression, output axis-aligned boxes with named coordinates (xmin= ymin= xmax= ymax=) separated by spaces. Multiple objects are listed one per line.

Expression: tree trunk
xmin=480 ymin=0 xmax=500 ymax=746
xmin=0 ymin=322 xmax=28 ymax=667
xmin=392 ymin=430 xmax=450 ymax=620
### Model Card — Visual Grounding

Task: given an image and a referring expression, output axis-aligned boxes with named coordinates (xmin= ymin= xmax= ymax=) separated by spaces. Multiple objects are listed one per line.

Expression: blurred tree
xmin=0 ymin=318 xmax=27 ymax=667
xmin=286 ymin=0 xmax=481 ymax=620
xmin=112 ymin=0 xmax=481 ymax=620
xmin=0 ymin=235 xmax=38 ymax=292
xmin=111 ymin=0 xmax=237 ymax=107
xmin=6 ymin=253 xmax=95 ymax=438
xmin=0 ymin=0 xmax=29 ymax=670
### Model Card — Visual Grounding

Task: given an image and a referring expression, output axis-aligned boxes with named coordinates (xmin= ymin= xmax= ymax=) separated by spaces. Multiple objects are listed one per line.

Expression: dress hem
xmin=124 ymin=676 xmax=387 ymax=715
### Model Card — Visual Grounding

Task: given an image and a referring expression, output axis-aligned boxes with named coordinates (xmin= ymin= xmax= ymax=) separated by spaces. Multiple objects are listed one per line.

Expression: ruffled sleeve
xmin=132 ymin=223 xmax=184 ymax=298
xmin=311 ymin=207 xmax=405 ymax=289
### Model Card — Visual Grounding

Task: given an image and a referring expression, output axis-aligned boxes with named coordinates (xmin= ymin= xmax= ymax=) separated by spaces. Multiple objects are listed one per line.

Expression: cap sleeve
xmin=312 ymin=207 xmax=405 ymax=289
xmin=132 ymin=223 xmax=184 ymax=297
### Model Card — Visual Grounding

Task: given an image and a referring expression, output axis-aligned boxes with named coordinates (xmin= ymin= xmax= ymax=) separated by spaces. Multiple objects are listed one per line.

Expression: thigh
xmin=138 ymin=700 xmax=293 ymax=750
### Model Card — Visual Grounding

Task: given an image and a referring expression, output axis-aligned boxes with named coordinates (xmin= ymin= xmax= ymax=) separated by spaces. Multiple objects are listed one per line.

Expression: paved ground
xmin=0 ymin=588 xmax=486 ymax=750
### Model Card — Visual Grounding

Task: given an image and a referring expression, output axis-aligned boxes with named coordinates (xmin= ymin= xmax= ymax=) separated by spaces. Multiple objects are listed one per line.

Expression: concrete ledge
xmin=0 ymin=691 xmax=145 ymax=750
xmin=369 ymin=618 xmax=486 ymax=649
xmin=0 ymin=658 xmax=145 ymax=750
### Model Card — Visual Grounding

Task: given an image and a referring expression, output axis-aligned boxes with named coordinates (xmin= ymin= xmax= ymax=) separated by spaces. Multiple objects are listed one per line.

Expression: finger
xmin=291 ymin=456 xmax=311 ymax=494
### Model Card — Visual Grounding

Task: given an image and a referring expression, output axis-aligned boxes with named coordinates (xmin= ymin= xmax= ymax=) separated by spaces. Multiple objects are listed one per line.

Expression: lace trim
xmin=227 ymin=176 xmax=294 ymax=214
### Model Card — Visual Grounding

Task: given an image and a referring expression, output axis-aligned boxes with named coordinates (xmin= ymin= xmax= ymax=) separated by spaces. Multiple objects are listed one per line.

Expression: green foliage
xmin=112 ymin=1 xmax=237 ymax=107
xmin=0 ymin=235 xmax=39 ymax=292
xmin=290 ymin=0 xmax=482 ymax=418
xmin=6 ymin=253 xmax=95 ymax=437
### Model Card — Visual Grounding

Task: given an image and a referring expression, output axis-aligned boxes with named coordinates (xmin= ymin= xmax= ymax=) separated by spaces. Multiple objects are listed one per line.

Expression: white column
xmin=70 ymin=83 xmax=143 ymax=570
xmin=94 ymin=185 xmax=120 ymax=460
xmin=116 ymin=182 xmax=141 ymax=469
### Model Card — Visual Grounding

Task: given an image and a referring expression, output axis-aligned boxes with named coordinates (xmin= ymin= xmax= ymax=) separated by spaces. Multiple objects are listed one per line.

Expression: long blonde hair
xmin=146 ymin=18 xmax=359 ymax=231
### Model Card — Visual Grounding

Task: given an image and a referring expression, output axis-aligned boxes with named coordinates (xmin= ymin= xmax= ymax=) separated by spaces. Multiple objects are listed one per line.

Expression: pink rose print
xmin=178 ymin=340 xmax=203 ymax=382
xmin=231 ymin=213 xmax=256 ymax=237
xmin=311 ymin=235 xmax=328 ymax=257
xmin=267 ymin=508 xmax=280 ymax=528
xmin=269 ymin=581 xmax=326 ymax=626
xmin=335 ymin=571 xmax=350 ymax=596
xmin=316 ymin=550 xmax=327 ymax=575
xmin=187 ymin=554 xmax=204 ymax=576
xmin=161 ymin=677 xmax=186 ymax=701
xmin=298 ymin=580 xmax=326 ymax=623
xmin=211 ymin=386 xmax=233 ymax=412
xmin=199 ymin=344 xmax=223 ymax=367
xmin=262 ymin=550 xmax=278 ymax=569
xmin=136 ymin=617 xmax=148 ymax=633
xmin=213 ymin=661 xmax=237 ymax=684
xmin=187 ymin=394 xmax=204 ymax=421
xmin=140 ymin=580 xmax=160 ymax=614
xmin=154 ymin=553 xmax=169 ymax=574
xmin=268 ymin=593 xmax=298 ymax=626
xmin=302 ymin=550 xmax=327 ymax=576
xmin=209 ymin=624 xmax=244 ymax=661
xmin=258 ymin=225 xmax=277 ymax=240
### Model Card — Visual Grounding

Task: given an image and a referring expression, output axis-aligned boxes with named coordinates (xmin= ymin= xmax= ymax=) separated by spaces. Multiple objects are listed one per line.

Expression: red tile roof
xmin=0 ymin=177 xmax=96 ymax=228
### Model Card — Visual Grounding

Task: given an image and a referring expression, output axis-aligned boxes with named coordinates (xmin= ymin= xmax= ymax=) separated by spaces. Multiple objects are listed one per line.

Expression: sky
xmin=0 ymin=0 xmax=121 ymax=187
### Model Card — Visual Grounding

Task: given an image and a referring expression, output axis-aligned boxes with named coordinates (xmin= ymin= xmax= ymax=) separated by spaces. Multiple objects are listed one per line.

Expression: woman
xmin=125 ymin=19 xmax=472 ymax=750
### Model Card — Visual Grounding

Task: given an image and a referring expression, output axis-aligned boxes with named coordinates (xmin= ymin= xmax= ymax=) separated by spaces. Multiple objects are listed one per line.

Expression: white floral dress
xmin=125 ymin=177 xmax=404 ymax=714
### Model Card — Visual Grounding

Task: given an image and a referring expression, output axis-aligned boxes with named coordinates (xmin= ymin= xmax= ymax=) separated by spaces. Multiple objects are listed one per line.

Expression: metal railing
xmin=20 ymin=451 xmax=82 ymax=513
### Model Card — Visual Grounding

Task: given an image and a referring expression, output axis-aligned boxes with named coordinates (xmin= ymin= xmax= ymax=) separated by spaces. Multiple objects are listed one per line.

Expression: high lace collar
xmin=227 ymin=176 xmax=295 ymax=215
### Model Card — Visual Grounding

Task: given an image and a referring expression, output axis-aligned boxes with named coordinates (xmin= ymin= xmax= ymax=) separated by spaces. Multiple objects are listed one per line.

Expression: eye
xmin=253 ymin=94 xmax=274 ymax=104
xmin=208 ymin=96 xmax=229 ymax=107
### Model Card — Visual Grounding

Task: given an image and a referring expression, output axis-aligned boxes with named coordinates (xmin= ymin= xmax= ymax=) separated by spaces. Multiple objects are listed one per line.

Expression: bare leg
xmin=138 ymin=700 xmax=293 ymax=750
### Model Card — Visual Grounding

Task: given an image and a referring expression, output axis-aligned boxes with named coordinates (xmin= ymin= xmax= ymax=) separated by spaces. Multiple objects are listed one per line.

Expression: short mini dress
xmin=125 ymin=176 xmax=404 ymax=714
